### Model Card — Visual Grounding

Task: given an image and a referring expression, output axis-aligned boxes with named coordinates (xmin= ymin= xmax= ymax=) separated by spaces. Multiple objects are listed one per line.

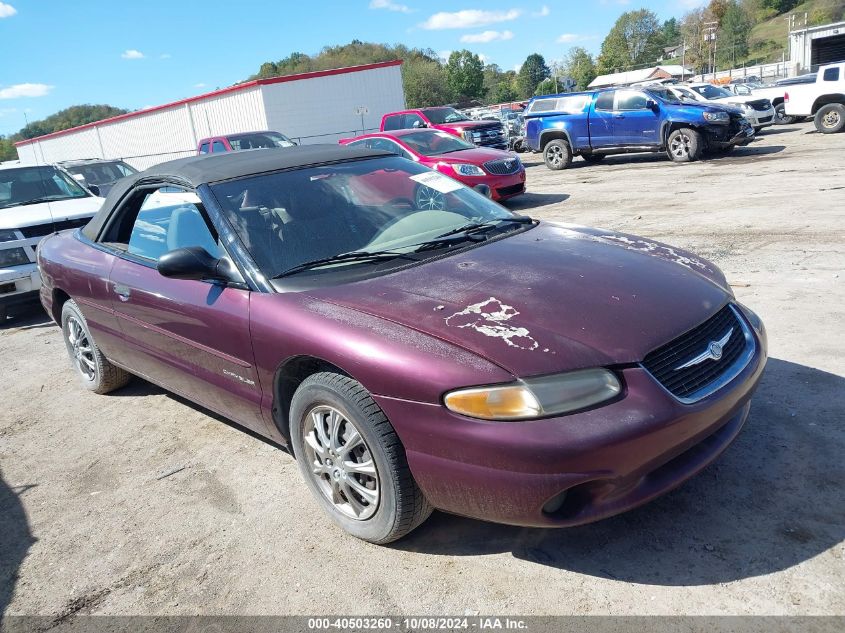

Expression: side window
xmin=199 ymin=142 xmax=210 ymax=154
xmin=368 ymin=138 xmax=411 ymax=159
xmin=595 ymin=91 xmax=615 ymax=111
xmin=345 ymin=140 xmax=367 ymax=148
xmin=823 ymin=67 xmax=840 ymax=82
xmin=403 ymin=113 xmax=425 ymax=129
xmin=615 ymin=91 xmax=649 ymax=110
xmin=211 ymin=140 xmax=227 ymax=153
xmin=125 ymin=187 xmax=221 ymax=262
xmin=383 ymin=115 xmax=402 ymax=131
xmin=528 ymin=98 xmax=558 ymax=113
xmin=737 ymin=86 xmax=751 ymax=95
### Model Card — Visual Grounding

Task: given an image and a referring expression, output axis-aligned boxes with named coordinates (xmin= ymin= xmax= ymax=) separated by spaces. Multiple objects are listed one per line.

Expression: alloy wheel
xmin=66 ymin=315 xmax=96 ymax=381
xmin=670 ymin=134 xmax=691 ymax=158
xmin=822 ymin=110 xmax=841 ymax=130
xmin=415 ymin=186 xmax=445 ymax=211
xmin=302 ymin=405 xmax=380 ymax=520
xmin=546 ymin=145 xmax=564 ymax=168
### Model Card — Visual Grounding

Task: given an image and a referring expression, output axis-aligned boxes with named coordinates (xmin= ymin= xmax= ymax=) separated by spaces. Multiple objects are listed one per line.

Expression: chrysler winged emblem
xmin=674 ymin=328 xmax=734 ymax=371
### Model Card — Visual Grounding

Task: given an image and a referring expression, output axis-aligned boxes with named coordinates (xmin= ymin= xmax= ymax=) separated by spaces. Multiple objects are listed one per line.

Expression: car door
xmin=103 ymin=183 xmax=266 ymax=433
xmin=612 ymin=90 xmax=660 ymax=146
xmin=590 ymin=90 xmax=616 ymax=147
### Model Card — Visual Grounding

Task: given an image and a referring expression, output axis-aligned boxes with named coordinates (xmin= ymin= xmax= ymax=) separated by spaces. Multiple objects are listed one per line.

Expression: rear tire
xmin=543 ymin=139 xmax=572 ymax=170
xmin=61 ymin=299 xmax=131 ymax=394
xmin=814 ymin=103 xmax=845 ymax=134
xmin=774 ymin=103 xmax=795 ymax=125
xmin=290 ymin=372 xmax=432 ymax=544
xmin=667 ymin=128 xmax=703 ymax=162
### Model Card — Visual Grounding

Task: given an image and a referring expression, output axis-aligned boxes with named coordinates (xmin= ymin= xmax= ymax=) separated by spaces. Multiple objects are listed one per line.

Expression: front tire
xmin=543 ymin=139 xmax=572 ymax=170
xmin=814 ymin=103 xmax=845 ymax=134
xmin=61 ymin=299 xmax=131 ymax=394
xmin=667 ymin=128 xmax=703 ymax=162
xmin=290 ymin=372 xmax=432 ymax=544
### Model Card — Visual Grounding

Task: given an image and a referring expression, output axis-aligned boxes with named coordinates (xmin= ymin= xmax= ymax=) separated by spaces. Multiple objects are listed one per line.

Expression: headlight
xmin=0 ymin=229 xmax=19 ymax=242
xmin=740 ymin=103 xmax=753 ymax=111
xmin=450 ymin=163 xmax=486 ymax=177
xmin=703 ymin=111 xmax=730 ymax=123
xmin=462 ymin=131 xmax=474 ymax=142
xmin=444 ymin=368 xmax=622 ymax=421
xmin=0 ymin=247 xmax=31 ymax=268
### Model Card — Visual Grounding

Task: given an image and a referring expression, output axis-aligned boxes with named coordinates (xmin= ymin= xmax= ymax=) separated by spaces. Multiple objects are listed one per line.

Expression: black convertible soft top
xmin=82 ymin=144 xmax=389 ymax=240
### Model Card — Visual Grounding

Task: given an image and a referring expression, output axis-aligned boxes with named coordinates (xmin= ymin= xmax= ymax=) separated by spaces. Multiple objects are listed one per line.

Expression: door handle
xmin=113 ymin=284 xmax=131 ymax=299
xmin=614 ymin=114 xmax=625 ymax=119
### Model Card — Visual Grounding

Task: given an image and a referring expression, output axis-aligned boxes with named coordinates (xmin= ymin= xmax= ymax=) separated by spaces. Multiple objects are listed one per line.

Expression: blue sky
xmin=0 ymin=0 xmax=705 ymax=135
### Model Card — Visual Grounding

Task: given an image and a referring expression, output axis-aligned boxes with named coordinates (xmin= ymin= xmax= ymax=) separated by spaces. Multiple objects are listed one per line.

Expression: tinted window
xmin=557 ymin=95 xmax=591 ymax=113
xmin=383 ymin=115 xmax=402 ymax=131
xmin=66 ymin=161 xmax=137 ymax=186
xmin=398 ymin=131 xmax=474 ymax=156
xmin=403 ymin=113 xmax=426 ymax=129
xmin=126 ymin=187 xmax=220 ymax=261
xmin=528 ymin=99 xmax=558 ymax=113
xmin=616 ymin=91 xmax=649 ymax=110
xmin=199 ymin=142 xmax=210 ymax=154
xmin=0 ymin=166 xmax=89 ymax=209
xmin=823 ymin=67 xmax=840 ymax=82
xmin=595 ymin=91 xmax=615 ymax=111
xmin=420 ymin=108 xmax=470 ymax=124
xmin=229 ymin=132 xmax=295 ymax=150
xmin=211 ymin=141 xmax=227 ymax=153
xmin=367 ymin=137 xmax=411 ymax=158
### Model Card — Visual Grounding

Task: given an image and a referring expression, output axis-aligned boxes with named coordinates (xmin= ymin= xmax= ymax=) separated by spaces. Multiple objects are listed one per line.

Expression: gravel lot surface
xmin=1 ymin=121 xmax=843 ymax=618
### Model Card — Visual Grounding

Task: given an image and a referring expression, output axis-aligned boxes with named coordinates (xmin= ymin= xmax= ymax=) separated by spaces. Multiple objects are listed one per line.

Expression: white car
xmin=0 ymin=163 xmax=104 ymax=321
xmin=669 ymin=83 xmax=776 ymax=132
xmin=784 ymin=63 xmax=845 ymax=134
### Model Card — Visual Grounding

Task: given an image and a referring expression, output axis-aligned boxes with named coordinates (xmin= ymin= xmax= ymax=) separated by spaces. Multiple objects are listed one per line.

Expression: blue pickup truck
xmin=524 ymin=85 xmax=755 ymax=170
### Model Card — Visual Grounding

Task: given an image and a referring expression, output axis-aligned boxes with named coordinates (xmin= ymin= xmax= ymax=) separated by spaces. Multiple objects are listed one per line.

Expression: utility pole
xmin=704 ymin=21 xmax=718 ymax=80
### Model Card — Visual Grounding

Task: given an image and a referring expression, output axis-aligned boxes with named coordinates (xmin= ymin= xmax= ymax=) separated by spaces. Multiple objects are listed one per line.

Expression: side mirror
xmin=87 ymin=184 xmax=101 ymax=197
xmin=412 ymin=120 xmax=426 ymax=128
xmin=157 ymin=246 xmax=236 ymax=283
xmin=645 ymin=99 xmax=658 ymax=110
xmin=72 ymin=173 xmax=87 ymax=187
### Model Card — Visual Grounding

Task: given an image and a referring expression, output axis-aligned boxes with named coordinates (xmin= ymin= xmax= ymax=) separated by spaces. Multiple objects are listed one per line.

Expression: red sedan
xmin=340 ymin=129 xmax=526 ymax=202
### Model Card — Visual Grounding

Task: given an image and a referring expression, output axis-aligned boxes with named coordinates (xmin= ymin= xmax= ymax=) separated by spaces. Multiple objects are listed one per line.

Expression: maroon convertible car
xmin=37 ymin=146 xmax=767 ymax=543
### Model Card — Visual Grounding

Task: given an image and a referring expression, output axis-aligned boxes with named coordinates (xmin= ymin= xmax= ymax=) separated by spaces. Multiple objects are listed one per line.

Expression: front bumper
xmin=373 ymin=318 xmax=767 ymax=528
xmin=460 ymin=168 xmax=526 ymax=201
xmin=745 ymin=108 xmax=776 ymax=129
xmin=0 ymin=264 xmax=42 ymax=315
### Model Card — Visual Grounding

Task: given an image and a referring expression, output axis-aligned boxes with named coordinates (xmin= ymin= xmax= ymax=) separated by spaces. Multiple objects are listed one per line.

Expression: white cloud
xmin=0 ymin=83 xmax=53 ymax=99
xmin=532 ymin=5 xmax=549 ymax=17
xmin=0 ymin=2 xmax=16 ymax=18
xmin=369 ymin=0 xmax=413 ymax=13
xmin=556 ymin=33 xmax=581 ymax=43
xmin=421 ymin=9 xmax=521 ymax=30
xmin=460 ymin=29 xmax=514 ymax=43
xmin=438 ymin=50 xmax=453 ymax=61
xmin=121 ymin=49 xmax=144 ymax=59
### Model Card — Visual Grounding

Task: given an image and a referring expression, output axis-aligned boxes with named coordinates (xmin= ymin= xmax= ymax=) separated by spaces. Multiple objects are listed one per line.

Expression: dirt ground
xmin=1 ymin=121 xmax=843 ymax=618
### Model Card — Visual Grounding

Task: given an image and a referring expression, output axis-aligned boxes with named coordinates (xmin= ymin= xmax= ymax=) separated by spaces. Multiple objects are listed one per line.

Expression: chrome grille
xmin=467 ymin=124 xmax=507 ymax=149
xmin=484 ymin=157 xmax=521 ymax=175
xmin=748 ymin=99 xmax=772 ymax=112
xmin=642 ymin=304 xmax=753 ymax=402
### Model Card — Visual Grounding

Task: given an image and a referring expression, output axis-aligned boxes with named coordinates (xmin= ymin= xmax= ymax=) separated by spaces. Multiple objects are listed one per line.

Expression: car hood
xmin=306 ymin=223 xmax=732 ymax=377
xmin=428 ymin=147 xmax=518 ymax=165
xmin=445 ymin=120 xmax=501 ymax=131
xmin=0 ymin=196 xmax=104 ymax=230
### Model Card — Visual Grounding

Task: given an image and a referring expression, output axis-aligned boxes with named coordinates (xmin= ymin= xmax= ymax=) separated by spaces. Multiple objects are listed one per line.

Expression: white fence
xmin=691 ymin=60 xmax=798 ymax=83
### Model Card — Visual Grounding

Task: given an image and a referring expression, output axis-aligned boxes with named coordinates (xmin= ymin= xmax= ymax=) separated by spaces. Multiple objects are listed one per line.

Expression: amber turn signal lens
xmin=443 ymin=385 xmax=542 ymax=421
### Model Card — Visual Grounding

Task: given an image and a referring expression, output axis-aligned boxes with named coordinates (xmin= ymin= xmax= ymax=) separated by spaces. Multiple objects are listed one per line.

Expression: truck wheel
xmin=667 ymin=128 xmax=702 ymax=163
xmin=543 ymin=140 xmax=572 ymax=170
xmin=582 ymin=154 xmax=605 ymax=163
xmin=774 ymin=103 xmax=795 ymax=125
xmin=814 ymin=104 xmax=845 ymax=134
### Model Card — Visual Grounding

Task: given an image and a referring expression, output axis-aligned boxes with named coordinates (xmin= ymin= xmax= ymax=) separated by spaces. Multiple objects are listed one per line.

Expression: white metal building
xmin=790 ymin=20 xmax=845 ymax=72
xmin=16 ymin=61 xmax=405 ymax=170
xmin=588 ymin=65 xmax=693 ymax=89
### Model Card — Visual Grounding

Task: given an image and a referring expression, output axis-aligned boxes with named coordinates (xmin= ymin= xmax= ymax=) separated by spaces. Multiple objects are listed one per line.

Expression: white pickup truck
xmin=0 ymin=163 xmax=103 ymax=321
xmin=784 ymin=62 xmax=845 ymax=134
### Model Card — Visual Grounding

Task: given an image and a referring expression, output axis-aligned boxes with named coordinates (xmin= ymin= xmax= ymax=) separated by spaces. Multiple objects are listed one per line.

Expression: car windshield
xmin=398 ymin=131 xmax=475 ymax=156
xmin=0 ymin=166 xmax=90 ymax=210
xmin=65 ymin=161 xmax=137 ymax=185
xmin=228 ymin=132 xmax=296 ymax=151
xmin=420 ymin=107 xmax=471 ymax=124
xmin=210 ymin=156 xmax=525 ymax=281
xmin=691 ymin=84 xmax=733 ymax=99
xmin=647 ymin=87 xmax=682 ymax=105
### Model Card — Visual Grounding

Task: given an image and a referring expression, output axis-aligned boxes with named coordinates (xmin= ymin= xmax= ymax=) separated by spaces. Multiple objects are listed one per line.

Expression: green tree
xmin=534 ymin=78 xmax=559 ymax=96
xmin=562 ymin=46 xmax=598 ymax=90
xmin=0 ymin=136 xmax=17 ymax=162
xmin=516 ymin=53 xmax=550 ymax=99
xmin=662 ymin=18 xmax=682 ymax=46
xmin=597 ymin=9 xmax=665 ymax=73
xmin=490 ymin=71 xmax=519 ymax=103
xmin=718 ymin=1 xmax=753 ymax=67
xmin=18 ymin=105 xmax=128 ymax=140
xmin=403 ymin=59 xmax=453 ymax=107
xmin=445 ymin=50 xmax=484 ymax=100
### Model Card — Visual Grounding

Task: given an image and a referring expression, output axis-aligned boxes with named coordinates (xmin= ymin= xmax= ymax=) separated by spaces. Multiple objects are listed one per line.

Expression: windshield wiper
xmin=435 ymin=215 xmax=534 ymax=239
xmin=272 ymin=249 xmax=416 ymax=279
xmin=16 ymin=196 xmax=66 ymax=206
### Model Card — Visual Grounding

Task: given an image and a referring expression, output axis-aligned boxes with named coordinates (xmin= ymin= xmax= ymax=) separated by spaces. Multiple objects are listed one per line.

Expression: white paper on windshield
xmin=409 ymin=171 xmax=463 ymax=194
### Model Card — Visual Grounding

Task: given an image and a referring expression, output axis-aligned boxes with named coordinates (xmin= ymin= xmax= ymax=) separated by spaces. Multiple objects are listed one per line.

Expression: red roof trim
xmin=15 ymin=60 xmax=403 ymax=147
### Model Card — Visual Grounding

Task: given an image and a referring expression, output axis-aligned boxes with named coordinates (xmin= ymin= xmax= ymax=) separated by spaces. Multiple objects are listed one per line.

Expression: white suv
xmin=669 ymin=83 xmax=776 ymax=132
xmin=0 ymin=163 xmax=104 ymax=322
